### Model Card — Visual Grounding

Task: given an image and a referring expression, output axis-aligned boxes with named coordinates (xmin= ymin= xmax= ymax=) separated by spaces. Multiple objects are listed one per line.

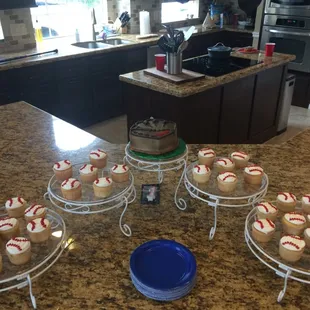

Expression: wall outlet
xmin=10 ymin=23 xmax=28 ymax=36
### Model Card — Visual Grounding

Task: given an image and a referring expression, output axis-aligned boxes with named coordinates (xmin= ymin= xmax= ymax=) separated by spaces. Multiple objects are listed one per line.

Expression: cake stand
xmin=124 ymin=142 xmax=188 ymax=210
xmin=245 ymin=205 xmax=310 ymax=303
xmin=184 ymin=160 xmax=269 ymax=240
xmin=0 ymin=208 xmax=67 ymax=309
xmin=46 ymin=162 xmax=136 ymax=237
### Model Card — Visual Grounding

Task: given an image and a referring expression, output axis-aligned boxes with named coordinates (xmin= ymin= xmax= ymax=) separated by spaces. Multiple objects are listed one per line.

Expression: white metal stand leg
xmin=174 ymin=159 xmax=187 ymax=211
xmin=209 ymin=201 xmax=218 ymax=240
xmin=119 ymin=197 xmax=132 ymax=237
xmin=277 ymin=269 xmax=292 ymax=303
xmin=158 ymin=170 xmax=164 ymax=184
xmin=127 ymin=185 xmax=136 ymax=204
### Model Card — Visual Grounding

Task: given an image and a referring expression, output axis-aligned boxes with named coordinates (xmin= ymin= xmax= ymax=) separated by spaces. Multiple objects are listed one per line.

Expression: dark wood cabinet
xmin=0 ymin=0 xmax=37 ymax=9
xmin=221 ymin=31 xmax=253 ymax=48
xmin=219 ymin=75 xmax=255 ymax=143
xmin=289 ymin=70 xmax=310 ymax=108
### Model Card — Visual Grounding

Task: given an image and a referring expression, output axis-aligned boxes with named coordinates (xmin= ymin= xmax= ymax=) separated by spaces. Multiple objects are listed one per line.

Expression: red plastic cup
xmin=155 ymin=54 xmax=166 ymax=71
xmin=265 ymin=43 xmax=276 ymax=57
xmin=233 ymin=14 xmax=239 ymax=26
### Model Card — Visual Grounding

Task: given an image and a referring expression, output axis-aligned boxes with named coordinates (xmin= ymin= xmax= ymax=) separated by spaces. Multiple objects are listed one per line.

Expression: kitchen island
xmin=120 ymin=52 xmax=295 ymax=144
xmin=1 ymin=102 xmax=310 ymax=309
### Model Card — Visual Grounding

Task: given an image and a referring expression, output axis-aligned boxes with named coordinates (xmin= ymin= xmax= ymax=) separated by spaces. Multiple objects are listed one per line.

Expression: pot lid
xmin=208 ymin=42 xmax=231 ymax=52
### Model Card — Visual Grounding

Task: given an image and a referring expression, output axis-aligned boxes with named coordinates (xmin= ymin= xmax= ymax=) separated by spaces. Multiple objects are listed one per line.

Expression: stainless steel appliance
xmin=277 ymin=74 xmax=295 ymax=133
xmin=260 ymin=15 xmax=310 ymax=72
xmin=265 ymin=0 xmax=310 ymax=17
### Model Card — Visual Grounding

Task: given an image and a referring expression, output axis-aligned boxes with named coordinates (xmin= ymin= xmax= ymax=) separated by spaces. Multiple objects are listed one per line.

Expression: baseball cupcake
xmin=192 ymin=165 xmax=211 ymax=184
xmin=53 ymin=160 xmax=72 ymax=181
xmin=256 ymin=202 xmax=278 ymax=221
xmin=79 ymin=164 xmax=98 ymax=183
xmin=111 ymin=164 xmax=129 ymax=183
xmin=5 ymin=197 xmax=27 ymax=218
xmin=198 ymin=148 xmax=216 ymax=166
xmin=214 ymin=158 xmax=235 ymax=173
xmin=282 ymin=212 xmax=306 ymax=235
xmin=0 ymin=217 xmax=20 ymax=241
xmin=93 ymin=177 xmax=113 ymax=198
xmin=252 ymin=219 xmax=275 ymax=243
xmin=89 ymin=149 xmax=107 ymax=168
xmin=230 ymin=151 xmax=250 ymax=168
xmin=27 ymin=218 xmax=51 ymax=243
xmin=217 ymin=172 xmax=237 ymax=193
xmin=302 ymin=194 xmax=310 ymax=214
xmin=6 ymin=237 xmax=31 ymax=265
xmin=276 ymin=192 xmax=297 ymax=212
xmin=304 ymin=228 xmax=310 ymax=247
xmin=279 ymin=235 xmax=305 ymax=262
xmin=24 ymin=204 xmax=47 ymax=222
xmin=0 ymin=254 xmax=2 ymax=272
xmin=61 ymin=178 xmax=82 ymax=200
xmin=244 ymin=165 xmax=264 ymax=185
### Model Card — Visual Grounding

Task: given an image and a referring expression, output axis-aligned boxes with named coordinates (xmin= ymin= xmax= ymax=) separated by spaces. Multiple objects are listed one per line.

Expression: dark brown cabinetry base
xmin=123 ymin=65 xmax=287 ymax=144
xmin=289 ymin=70 xmax=310 ymax=109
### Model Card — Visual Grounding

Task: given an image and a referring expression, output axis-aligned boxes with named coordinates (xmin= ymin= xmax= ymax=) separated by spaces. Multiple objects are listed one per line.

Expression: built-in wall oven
xmin=265 ymin=0 xmax=310 ymax=17
xmin=260 ymin=15 xmax=310 ymax=72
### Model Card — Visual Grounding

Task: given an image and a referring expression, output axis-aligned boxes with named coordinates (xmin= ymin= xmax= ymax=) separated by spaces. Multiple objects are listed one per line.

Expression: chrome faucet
xmin=91 ymin=8 xmax=97 ymax=41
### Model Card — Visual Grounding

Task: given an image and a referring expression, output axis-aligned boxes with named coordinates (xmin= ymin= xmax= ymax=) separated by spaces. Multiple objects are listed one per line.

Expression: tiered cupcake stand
xmin=46 ymin=162 xmax=136 ymax=237
xmin=124 ymin=143 xmax=188 ymax=210
xmin=245 ymin=205 xmax=310 ymax=302
xmin=184 ymin=160 xmax=269 ymax=240
xmin=0 ymin=208 xmax=66 ymax=309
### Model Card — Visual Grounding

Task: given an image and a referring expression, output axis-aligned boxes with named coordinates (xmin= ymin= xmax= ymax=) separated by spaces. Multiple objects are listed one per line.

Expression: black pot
xmin=207 ymin=42 xmax=232 ymax=60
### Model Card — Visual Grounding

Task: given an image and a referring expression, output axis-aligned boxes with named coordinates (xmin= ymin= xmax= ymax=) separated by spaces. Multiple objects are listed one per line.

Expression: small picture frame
xmin=141 ymin=184 xmax=160 ymax=205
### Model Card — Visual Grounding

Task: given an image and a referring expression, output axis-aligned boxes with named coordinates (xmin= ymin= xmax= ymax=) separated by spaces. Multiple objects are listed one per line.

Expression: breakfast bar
xmin=0 ymin=101 xmax=310 ymax=308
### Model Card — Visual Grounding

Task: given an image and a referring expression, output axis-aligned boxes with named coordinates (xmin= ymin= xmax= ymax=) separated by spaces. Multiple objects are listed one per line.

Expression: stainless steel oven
xmin=265 ymin=0 xmax=310 ymax=17
xmin=260 ymin=15 xmax=310 ymax=72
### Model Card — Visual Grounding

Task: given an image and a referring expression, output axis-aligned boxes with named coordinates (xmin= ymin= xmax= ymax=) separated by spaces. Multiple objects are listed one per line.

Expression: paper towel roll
xmin=139 ymin=11 xmax=151 ymax=35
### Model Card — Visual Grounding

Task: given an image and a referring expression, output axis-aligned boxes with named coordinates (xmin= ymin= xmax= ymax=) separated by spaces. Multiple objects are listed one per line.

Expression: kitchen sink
xmin=72 ymin=38 xmax=133 ymax=49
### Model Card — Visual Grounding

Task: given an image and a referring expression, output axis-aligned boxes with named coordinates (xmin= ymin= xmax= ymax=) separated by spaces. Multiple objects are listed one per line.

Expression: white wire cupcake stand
xmin=245 ymin=205 xmax=310 ymax=303
xmin=0 ymin=208 xmax=66 ymax=309
xmin=46 ymin=162 xmax=136 ymax=237
xmin=124 ymin=143 xmax=188 ymax=211
xmin=184 ymin=160 xmax=269 ymax=240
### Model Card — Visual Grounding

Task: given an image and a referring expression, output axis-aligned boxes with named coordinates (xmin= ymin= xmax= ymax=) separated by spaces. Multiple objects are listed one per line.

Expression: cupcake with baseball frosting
xmin=276 ymin=192 xmax=297 ymax=213
xmin=5 ymin=197 xmax=27 ymax=218
xmin=61 ymin=178 xmax=82 ymax=200
xmin=214 ymin=158 xmax=235 ymax=173
xmin=192 ymin=165 xmax=211 ymax=184
xmin=304 ymin=228 xmax=310 ymax=247
xmin=256 ymin=202 xmax=278 ymax=221
xmin=24 ymin=204 xmax=46 ymax=222
xmin=302 ymin=194 xmax=310 ymax=214
xmin=53 ymin=160 xmax=72 ymax=181
xmin=244 ymin=165 xmax=264 ymax=185
xmin=111 ymin=164 xmax=129 ymax=183
xmin=89 ymin=149 xmax=107 ymax=168
xmin=0 ymin=254 xmax=2 ymax=273
xmin=0 ymin=217 xmax=20 ymax=241
xmin=282 ymin=212 xmax=306 ymax=235
xmin=27 ymin=218 xmax=51 ymax=243
xmin=217 ymin=172 xmax=237 ymax=193
xmin=230 ymin=151 xmax=250 ymax=168
xmin=79 ymin=164 xmax=98 ymax=183
xmin=198 ymin=148 xmax=216 ymax=166
xmin=93 ymin=177 xmax=113 ymax=198
xmin=279 ymin=235 xmax=305 ymax=262
xmin=252 ymin=218 xmax=275 ymax=243
xmin=6 ymin=237 xmax=31 ymax=265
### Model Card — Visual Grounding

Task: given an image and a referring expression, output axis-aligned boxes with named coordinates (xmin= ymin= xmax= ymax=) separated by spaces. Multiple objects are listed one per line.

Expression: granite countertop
xmin=0 ymin=101 xmax=310 ymax=309
xmin=0 ymin=25 xmax=254 ymax=72
xmin=120 ymin=52 xmax=296 ymax=98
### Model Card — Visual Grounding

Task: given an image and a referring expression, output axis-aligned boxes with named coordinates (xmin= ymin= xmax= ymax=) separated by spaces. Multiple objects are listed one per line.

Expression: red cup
xmin=265 ymin=43 xmax=276 ymax=57
xmin=233 ymin=14 xmax=239 ymax=26
xmin=155 ymin=54 xmax=166 ymax=71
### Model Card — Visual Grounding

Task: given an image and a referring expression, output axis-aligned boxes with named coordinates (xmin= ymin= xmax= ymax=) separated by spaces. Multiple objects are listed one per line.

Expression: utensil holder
xmin=166 ymin=53 xmax=182 ymax=75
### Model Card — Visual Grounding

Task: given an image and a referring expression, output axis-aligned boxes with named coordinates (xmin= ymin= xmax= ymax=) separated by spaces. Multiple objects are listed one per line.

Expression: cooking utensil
xmin=177 ymin=40 xmax=188 ymax=54
xmin=158 ymin=36 xmax=175 ymax=53
xmin=207 ymin=42 xmax=232 ymax=59
xmin=0 ymin=49 xmax=58 ymax=64
xmin=184 ymin=26 xmax=195 ymax=41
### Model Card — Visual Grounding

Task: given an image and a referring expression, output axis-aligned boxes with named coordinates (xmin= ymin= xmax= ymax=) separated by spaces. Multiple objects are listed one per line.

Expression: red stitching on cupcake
xmin=112 ymin=165 xmax=118 ymax=171
xmin=8 ymin=198 xmax=13 ymax=207
xmin=41 ymin=218 xmax=47 ymax=228
xmin=64 ymin=160 xmax=71 ymax=165
xmin=282 ymin=241 xmax=300 ymax=250
xmin=0 ymin=223 xmax=13 ymax=228
xmin=279 ymin=192 xmax=288 ymax=200
xmin=7 ymin=243 xmax=22 ymax=251
xmin=17 ymin=197 xmax=23 ymax=204
xmin=30 ymin=220 xmax=36 ymax=231
xmin=266 ymin=219 xmax=275 ymax=228
xmin=256 ymin=220 xmax=264 ymax=229
xmin=90 ymin=165 xmax=95 ymax=172
xmin=71 ymin=180 xmax=79 ymax=188
xmin=106 ymin=177 xmax=111 ymax=183
xmin=79 ymin=164 xmax=87 ymax=171
xmin=194 ymin=165 xmax=201 ymax=172
xmin=90 ymin=152 xmax=100 ymax=157
xmin=55 ymin=162 xmax=61 ymax=169
xmin=304 ymin=195 xmax=310 ymax=203
xmin=222 ymin=174 xmax=236 ymax=181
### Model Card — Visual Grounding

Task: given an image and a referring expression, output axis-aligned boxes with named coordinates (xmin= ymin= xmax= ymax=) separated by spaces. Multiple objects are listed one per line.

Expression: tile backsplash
xmin=0 ymin=8 xmax=36 ymax=52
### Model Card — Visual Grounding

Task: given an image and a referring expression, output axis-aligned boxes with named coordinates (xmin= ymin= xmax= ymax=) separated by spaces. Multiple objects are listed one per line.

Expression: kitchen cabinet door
xmin=222 ymin=32 xmax=253 ymax=48
xmin=249 ymin=66 xmax=284 ymax=139
xmin=123 ymin=48 xmax=147 ymax=73
xmin=219 ymin=75 xmax=255 ymax=143
xmin=290 ymin=70 xmax=310 ymax=108
xmin=0 ymin=0 xmax=37 ymax=9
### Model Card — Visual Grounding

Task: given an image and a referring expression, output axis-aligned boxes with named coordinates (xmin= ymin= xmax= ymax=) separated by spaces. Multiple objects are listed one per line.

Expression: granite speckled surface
xmin=1 ymin=102 xmax=310 ymax=309
xmin=120 ymin=51 xmax=296 ymax=98
xmin=0 ymin=25 xmax=253 ymax=72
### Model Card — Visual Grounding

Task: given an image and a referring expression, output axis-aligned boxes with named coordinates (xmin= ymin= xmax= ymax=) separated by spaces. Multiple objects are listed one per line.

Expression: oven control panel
xmin=276 ymin=18 xmax=306 ymax=27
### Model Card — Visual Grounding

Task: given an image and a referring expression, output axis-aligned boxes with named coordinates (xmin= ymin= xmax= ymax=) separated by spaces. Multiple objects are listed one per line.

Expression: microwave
xmin=265 ymin=0 xmax=310 ymax=17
